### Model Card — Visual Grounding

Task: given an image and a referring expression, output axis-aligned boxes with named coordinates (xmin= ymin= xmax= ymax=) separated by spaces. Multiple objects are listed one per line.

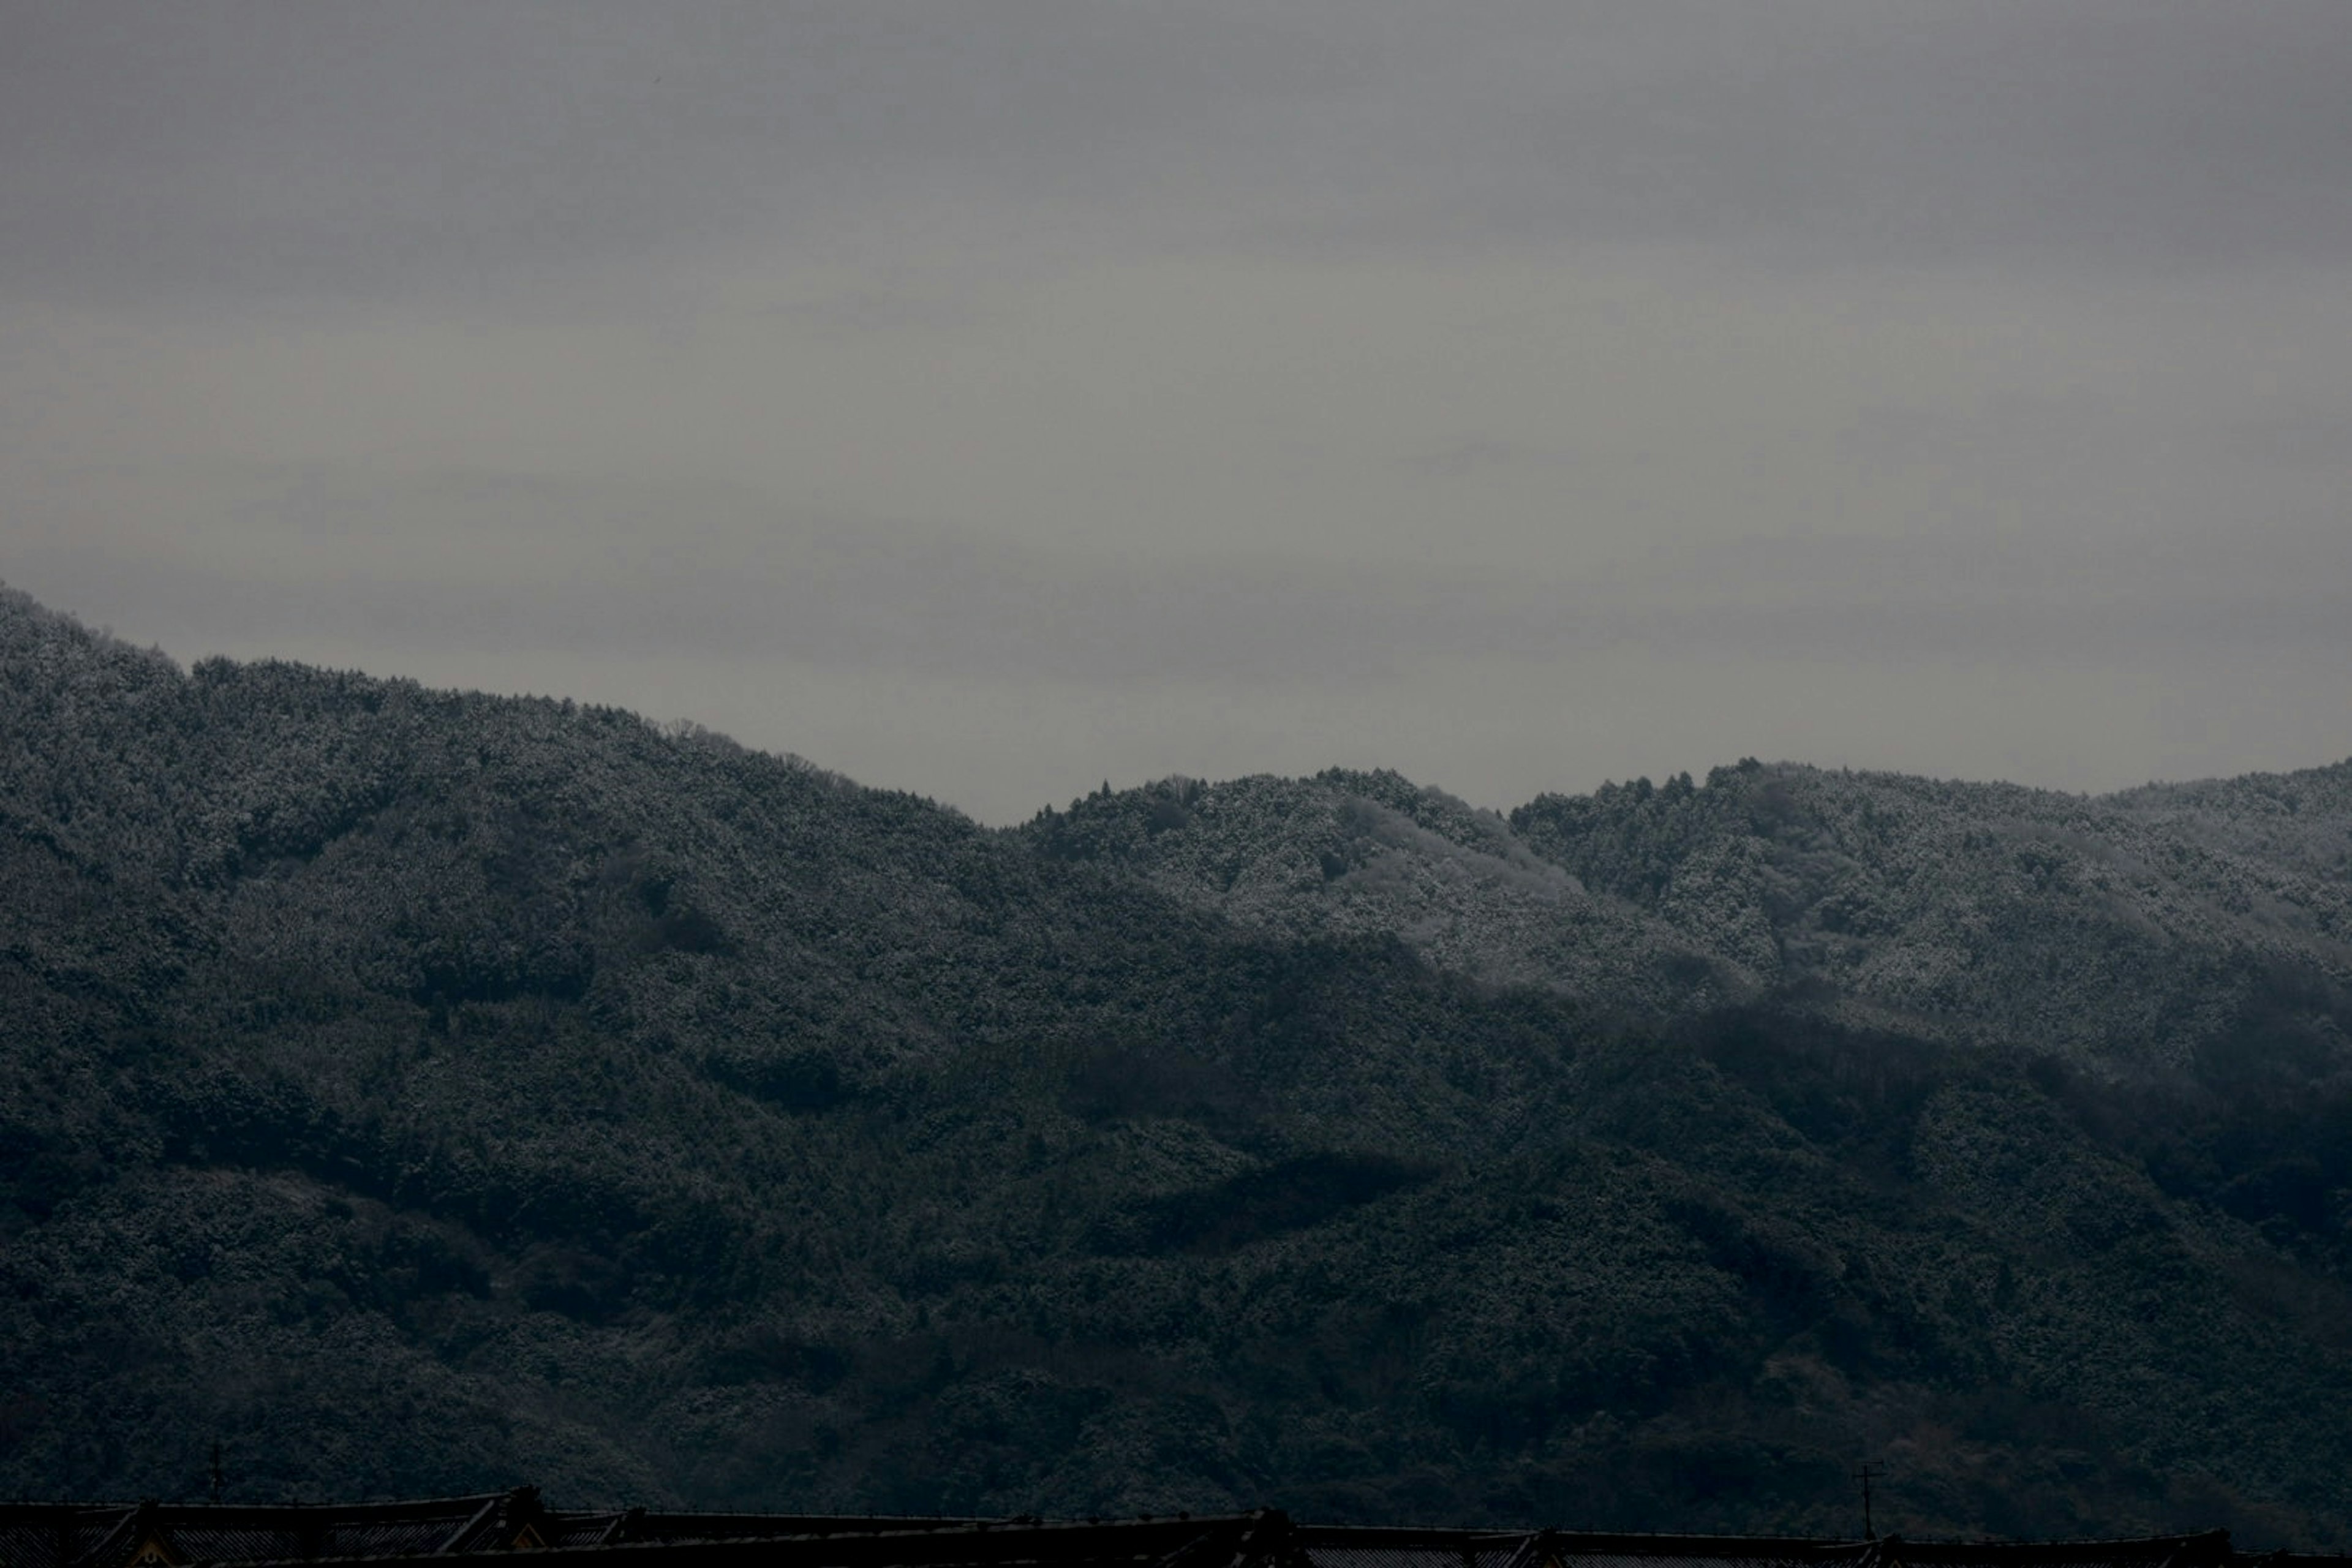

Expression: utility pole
xmin=1853 ymin=1462 xmax=1884 ymax=1541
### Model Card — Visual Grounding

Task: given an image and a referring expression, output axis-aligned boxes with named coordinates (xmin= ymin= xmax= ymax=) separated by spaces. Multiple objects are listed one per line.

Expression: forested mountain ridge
xmin=5 ymin=584 xmax=2351 ymax=1545
xmin=1512 ymin=763 xmax=2352 ymax=1066
xmin=1027 ymin=753 xmax=2352 ymax=1069
xmin=1019 ymin=771 xmax=1754 ymax=1017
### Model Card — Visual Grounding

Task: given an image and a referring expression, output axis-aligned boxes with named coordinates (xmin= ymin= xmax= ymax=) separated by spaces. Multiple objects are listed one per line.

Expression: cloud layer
xmin=5 ymin=3 xmax=2349 ymax=818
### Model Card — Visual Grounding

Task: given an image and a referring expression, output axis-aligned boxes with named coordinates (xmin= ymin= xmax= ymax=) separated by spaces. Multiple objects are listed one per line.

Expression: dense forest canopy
xmin=3 ymin=584 xmax=2349 ymax=1544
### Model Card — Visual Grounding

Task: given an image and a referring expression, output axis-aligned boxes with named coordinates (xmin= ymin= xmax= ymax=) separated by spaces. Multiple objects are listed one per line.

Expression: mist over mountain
xmin=4 ymin=584 xmax=2350 ymax=1544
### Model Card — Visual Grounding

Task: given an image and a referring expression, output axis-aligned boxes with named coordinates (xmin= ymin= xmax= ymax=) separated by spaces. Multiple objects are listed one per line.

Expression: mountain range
xmin=3 ymin=582 xmax=2348 ymax=1544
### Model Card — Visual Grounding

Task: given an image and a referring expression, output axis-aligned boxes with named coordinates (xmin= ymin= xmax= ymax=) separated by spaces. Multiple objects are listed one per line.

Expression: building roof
xmin=0 ymin=1495 xmax=2321 ymax=1568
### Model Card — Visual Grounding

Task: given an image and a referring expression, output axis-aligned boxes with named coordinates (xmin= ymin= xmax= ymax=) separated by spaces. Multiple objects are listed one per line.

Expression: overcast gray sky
xmin=6 ymin=2 xmax=2348 ymax=821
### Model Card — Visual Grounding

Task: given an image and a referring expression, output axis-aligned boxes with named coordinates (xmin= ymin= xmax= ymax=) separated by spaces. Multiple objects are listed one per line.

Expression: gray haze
xmin=5 ymin=2 xmax=2348 ymax=822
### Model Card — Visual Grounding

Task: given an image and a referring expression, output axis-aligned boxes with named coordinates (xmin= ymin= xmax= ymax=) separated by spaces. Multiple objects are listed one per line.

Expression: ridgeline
xmin=4 ymin=585 xmax=2349 ymax=1542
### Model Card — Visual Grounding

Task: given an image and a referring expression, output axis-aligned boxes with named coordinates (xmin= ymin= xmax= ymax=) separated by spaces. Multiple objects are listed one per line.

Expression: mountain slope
xmin=3 ymin=585 xmax=2350 ymax=1544
xmin=1511 ymin=761 xmax=2352 ymax=1065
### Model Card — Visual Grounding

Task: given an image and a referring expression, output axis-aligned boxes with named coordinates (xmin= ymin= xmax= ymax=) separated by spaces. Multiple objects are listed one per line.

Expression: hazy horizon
xmin=14 ymin=576 xmax=2345 ymax=829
